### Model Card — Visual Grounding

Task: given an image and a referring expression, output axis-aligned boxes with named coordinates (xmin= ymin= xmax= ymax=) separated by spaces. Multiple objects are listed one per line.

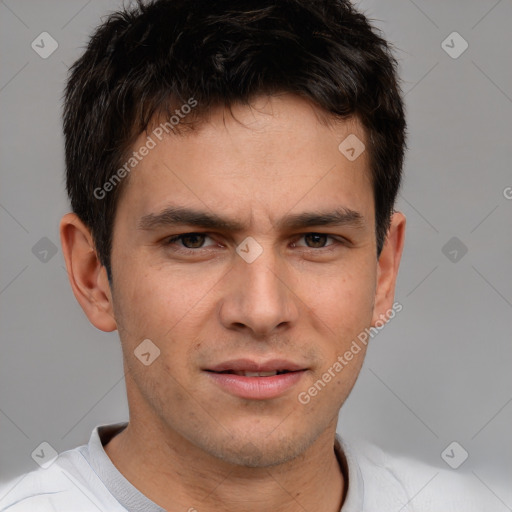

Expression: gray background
xmin=1 ymin=0 xmax=511 ymax=506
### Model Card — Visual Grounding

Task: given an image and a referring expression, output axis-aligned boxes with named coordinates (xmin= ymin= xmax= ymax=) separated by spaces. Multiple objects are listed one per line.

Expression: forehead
xmin=116 ymin=94 xmax=373 ymax=229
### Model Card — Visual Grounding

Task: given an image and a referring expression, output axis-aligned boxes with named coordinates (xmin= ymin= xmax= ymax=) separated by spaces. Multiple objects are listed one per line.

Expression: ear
xmin=371 ymin=211 xmax=406 ymax=326
xmin=60 ymin=213 xmax=117 ymax=332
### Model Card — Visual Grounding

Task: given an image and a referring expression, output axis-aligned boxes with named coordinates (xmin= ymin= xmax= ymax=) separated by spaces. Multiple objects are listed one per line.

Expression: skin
xmin=60 ymin=93 xmax=405 ymax=512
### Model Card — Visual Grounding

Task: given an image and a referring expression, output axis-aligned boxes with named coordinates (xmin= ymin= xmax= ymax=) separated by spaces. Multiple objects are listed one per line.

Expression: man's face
xmin=109 ymin=94 xmax=384 ymax=466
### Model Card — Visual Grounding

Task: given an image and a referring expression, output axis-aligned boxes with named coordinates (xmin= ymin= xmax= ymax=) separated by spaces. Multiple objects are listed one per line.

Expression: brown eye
xmin=180 ymin=233 xmax=207 ymax=248
xmin=304 ymin=233 xmax=329 ymax=248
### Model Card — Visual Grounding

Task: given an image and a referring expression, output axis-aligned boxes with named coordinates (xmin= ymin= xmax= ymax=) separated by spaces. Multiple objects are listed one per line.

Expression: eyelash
xmin=163 ymin=232 xmax=347 ymax=253
xmin=164 ymin=233 xmax=218 ymax=251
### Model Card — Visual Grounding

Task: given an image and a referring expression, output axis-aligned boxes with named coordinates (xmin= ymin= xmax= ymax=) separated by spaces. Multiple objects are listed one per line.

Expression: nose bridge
xmin=221 ymin=241 xmax=298 ymax=335
xmin=243 ymin=248 xmax=283 ymax=301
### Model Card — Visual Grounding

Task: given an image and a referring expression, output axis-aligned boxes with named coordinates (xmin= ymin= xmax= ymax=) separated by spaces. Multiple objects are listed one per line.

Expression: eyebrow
xmin=138 ymin=207 xmax=243 ymax=232
xmin=137 ymin=206 xmax=365 ymax=232
xmin=277 ymin=209 xmax=365 ymax=231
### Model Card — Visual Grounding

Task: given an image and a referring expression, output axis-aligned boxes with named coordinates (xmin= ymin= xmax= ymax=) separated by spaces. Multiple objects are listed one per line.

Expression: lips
xmin=204 ymin=358 xmax=307 ymax=400
xmin=222 ymin=370 xmax=288 ymax=377
xmin=205 ymin=358 xmax=305 ymax=374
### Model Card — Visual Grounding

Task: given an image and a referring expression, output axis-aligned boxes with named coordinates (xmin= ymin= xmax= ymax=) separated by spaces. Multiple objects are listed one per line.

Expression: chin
xmin=204 ymin=429 xmax=315 ymax=468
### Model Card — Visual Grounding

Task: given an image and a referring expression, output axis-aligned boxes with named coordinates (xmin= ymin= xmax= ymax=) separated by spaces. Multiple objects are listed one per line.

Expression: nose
xmin=219 ymin=247 xmax=299 ymax=337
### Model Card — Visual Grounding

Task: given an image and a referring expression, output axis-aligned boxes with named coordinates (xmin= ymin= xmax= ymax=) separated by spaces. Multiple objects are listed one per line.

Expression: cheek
xmin=113 ymin=262 xmax=222 ymax=353
xmin=305 ymin=261 xmax=376 ymax=341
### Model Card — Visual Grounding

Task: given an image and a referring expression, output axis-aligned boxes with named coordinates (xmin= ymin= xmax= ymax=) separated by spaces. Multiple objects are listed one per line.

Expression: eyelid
xmin=292 ymin=233 xmax=348 ymax=248
xmin=162 ymin=231 xmax=350 ymax=251
xmin=164 ymin=232 xmax=218 ymax=248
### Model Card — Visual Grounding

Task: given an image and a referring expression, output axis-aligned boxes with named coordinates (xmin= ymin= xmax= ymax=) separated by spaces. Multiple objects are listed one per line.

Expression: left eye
xmin=166 ymin=233 xmax=217 ymax=249
xmin=294 ymin=233 xmax=337 ymax=248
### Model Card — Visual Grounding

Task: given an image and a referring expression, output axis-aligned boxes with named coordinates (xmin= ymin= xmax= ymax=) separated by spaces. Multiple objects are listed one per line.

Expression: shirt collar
xmin=334 ymin=433 xmax=365 ymax=511
xmin=88 ymin=423 xmax=364 ymax=512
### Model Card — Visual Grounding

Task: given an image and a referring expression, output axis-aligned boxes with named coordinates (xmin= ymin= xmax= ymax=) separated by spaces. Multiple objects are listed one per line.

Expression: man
xmin=0 ymin=0 xmax=493 ymax=510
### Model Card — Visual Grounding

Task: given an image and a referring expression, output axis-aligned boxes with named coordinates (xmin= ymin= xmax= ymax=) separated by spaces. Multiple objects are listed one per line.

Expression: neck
xmin=104 ymin=418 xmax=345 ymax=512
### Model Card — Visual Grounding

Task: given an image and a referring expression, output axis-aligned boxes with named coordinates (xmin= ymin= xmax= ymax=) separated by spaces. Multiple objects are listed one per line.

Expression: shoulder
xmin=0 ymin=464 xmax=83 ymax=512
xmin=0 ymin=446 xmax=123 ymax=512
xmin=342 ymin=439 xmax=504 ymax=511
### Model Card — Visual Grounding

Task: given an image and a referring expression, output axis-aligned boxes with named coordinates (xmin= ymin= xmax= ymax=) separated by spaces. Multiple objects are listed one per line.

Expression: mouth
xmin=205 ymin=358 xmax=306 ymax=374
xmin=208 ymin=369 xmax=295 ymax=377
xmin=203 ymin=359 xmax=307 ymax=400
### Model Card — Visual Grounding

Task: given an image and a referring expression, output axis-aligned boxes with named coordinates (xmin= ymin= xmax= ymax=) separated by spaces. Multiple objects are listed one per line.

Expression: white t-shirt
xmin=0 ymin=422 xmax=500 ymax=511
